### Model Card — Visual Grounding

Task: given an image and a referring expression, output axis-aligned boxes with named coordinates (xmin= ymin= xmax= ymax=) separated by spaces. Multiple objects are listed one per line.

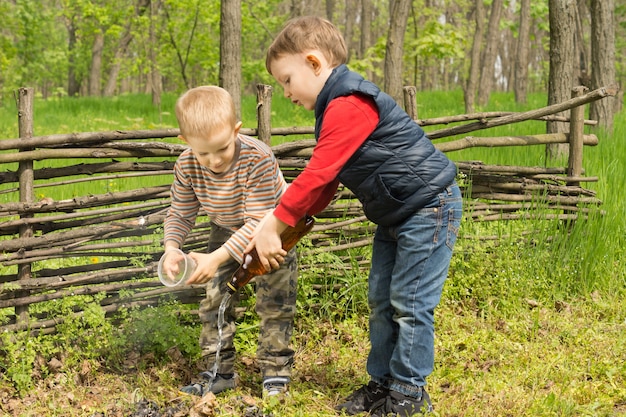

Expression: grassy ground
xmin=1 ymin=295 xmax=623 ymax=416
xmin=1 ymin=90 xmax=625 ymax=416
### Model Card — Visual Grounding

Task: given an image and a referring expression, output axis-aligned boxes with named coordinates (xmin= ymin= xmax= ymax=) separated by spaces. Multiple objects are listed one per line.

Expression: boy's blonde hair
xmin=175 ymin=86 xmax=237 ymax=139
xmin=266 ymin=16 xmax=348 ymax=74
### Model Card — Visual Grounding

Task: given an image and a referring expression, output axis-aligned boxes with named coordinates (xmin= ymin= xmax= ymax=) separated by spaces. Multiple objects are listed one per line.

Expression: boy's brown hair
xmin=175 ymin=86 xmax=237 ymax=139
xmin=265 ymin=16 xmax=348 ymax=74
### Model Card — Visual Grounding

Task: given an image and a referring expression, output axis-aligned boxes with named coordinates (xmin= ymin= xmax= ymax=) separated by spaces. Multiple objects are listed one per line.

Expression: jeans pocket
xmin=446 ymin=207 xmax=462 ymax=250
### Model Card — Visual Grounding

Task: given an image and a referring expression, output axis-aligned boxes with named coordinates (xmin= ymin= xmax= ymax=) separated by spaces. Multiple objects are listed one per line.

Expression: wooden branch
xmin=256 ymin=84 xmax=273 ymax=145
xmin=456 ymin=161 xmax=567 ymax=174
xmin=0 ymin=185 xmax=169 ymax=216
xmin=0 ymin=239 xmax=158 ymax=266
xmin=1 ymin=171 xmax=173 ymax=196
xmin=310 ymin=238 xmax=372 ymax=252
xmin=467 ymin=204 xmax=598 ymax=219
xmin=469 ymin=191 xmax=601 ymax=205
xmin=0 ymin=200 xmax=168 ymax=231
xmin=0 ymin=128 xmax=181 ymax=151
xmin=0 ymin=161 xmax=173 ymax=186
xmin=0 ymin=219 xmax=151 ymax=252
xmin=311 ymin=215 xmax=370 ymax=232
xmin=427 ymin=86 xmax=617 ymax=139
xmin=261 ymin=126 xmax=314 ymax=136
xmin=533 ymin=175 xmax=597 ymax=183
xmin=0 ymin=147 xmax=182 ymax=163
xmin=436 ymin=133 xmax=597 ymax=152
xmin=0 ymin=204 xmax=168 ymax=237
xmin=272 ymin=139 xmax=317 ymax=156
xmin=469 ymin=177 xmax=597 ymax=196
xmin=38 ymin=161 xmax=174 ymax=179
xmin=0 ymin=265 xmax=156 ymax=307
xmin=470 ymin=212 xmax=584 ymax=222
xmin=277 ymin=158 xmax=309 ymax=168
xmin=417 ymin=112 xmax=597 ymax=127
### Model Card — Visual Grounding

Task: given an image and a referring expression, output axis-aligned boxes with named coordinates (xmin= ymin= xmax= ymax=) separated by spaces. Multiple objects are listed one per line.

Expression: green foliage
xmin=0 ymin=293 xmax=114 ymax=395
xmin=349 ymin=37 xmax=387 ymax=81
xmin=0 ymin=330 xmax=39 ymax=394
xmin=110 ymin=301 xmax=201 ymax=362
xmin=296 ymin=245 xmax=369 ymax=320
xmin=408 ymin=19 xmax=466 ymax=60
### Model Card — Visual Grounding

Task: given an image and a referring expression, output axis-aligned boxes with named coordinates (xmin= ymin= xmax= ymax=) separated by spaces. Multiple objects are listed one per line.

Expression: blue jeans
xmin=367 ymin=182 xmax=462 ymax=398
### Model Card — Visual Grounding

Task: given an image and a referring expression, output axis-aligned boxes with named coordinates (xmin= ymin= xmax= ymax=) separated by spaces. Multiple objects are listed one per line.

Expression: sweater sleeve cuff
xmin=273 ymin=205 xmax=300 ymax=228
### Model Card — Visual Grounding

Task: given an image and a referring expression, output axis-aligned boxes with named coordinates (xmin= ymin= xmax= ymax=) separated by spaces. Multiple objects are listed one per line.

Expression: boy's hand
xmin=245 ymin=212 xmax=287 ymax=271
xmin=186 ymin=250 xmax=225 ymax=285
xmin=162 ymin=248 xmax=184 ymax=281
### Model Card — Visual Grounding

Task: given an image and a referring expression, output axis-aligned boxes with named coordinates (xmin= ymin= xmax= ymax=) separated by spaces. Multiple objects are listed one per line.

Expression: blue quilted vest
xmin=314 ymin=65 xmax=457 ymax=226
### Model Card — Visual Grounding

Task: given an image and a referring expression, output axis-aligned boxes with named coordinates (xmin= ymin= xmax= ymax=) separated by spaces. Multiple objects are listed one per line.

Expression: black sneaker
xmin=335 ymin=381 xmax=389 ymax=415
xmin=370 ymin=388 xmax=433 ymax=416
xmin=179 ymin=372 xmax=237 ymax=396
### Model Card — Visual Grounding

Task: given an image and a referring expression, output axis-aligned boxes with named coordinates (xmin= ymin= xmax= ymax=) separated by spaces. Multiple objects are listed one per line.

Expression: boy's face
xmin=270 ymin=51 xmax=332 ymax=111
xmin=182 ymin=121 xmax=241 ymax=174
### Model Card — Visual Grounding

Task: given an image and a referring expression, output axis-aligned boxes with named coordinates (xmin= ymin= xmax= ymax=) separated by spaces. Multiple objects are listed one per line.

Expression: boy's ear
xmin=305 ymin=53 xmax=323 ymax=75
xmin=234 ymin=121 xmax=243 ymax=134
xmin=178 ymin=134 xmax=188 ymax=144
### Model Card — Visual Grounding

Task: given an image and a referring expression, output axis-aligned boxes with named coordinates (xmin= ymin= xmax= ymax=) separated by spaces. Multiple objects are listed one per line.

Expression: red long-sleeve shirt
xmin=274 ymin=94 xmax=380 ymax=226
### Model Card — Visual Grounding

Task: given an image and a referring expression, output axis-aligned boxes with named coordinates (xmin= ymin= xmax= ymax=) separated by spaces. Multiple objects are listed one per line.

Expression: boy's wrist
xmin=164 ymin=243 xmax=180 ymax=252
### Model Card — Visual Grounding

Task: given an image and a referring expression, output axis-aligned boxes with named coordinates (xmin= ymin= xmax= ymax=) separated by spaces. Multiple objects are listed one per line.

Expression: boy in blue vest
xmin=246 ymin=16 xmax=462 ymax=416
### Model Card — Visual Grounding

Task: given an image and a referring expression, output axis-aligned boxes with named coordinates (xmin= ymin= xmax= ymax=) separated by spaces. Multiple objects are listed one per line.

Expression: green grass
xmin=0 ymin=90 xmax=624 ymax=416
xmin=0 ymin=90 xmax=314 ymax=139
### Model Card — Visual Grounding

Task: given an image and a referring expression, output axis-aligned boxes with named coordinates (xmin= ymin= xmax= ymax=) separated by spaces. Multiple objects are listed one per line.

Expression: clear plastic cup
xmin=157 ymin=248 xmax=196 ymax=287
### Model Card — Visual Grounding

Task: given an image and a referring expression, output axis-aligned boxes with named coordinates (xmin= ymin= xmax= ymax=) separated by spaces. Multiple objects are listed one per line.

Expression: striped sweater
xmin=164 ymin=134 xmax=286 ymax=263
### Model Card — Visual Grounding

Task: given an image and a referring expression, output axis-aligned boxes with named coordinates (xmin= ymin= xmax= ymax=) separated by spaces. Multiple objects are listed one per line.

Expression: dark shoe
xmin=179 ymin=372 xmax=237 ymax=396
xmin=262 ymin=376 xmax=289 ymax=399
xmin=370 ymin=388 xmax=433 ymax=416
xmin=335 ymin=381 xmax=389 ymax=415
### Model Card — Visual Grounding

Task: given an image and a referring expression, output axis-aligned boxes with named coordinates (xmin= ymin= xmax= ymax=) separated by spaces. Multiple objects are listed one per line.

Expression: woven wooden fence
xmin=0 ymin=84 xmax=616 ymax=335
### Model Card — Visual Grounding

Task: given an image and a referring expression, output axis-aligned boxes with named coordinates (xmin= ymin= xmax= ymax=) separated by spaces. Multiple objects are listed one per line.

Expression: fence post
xmin=403 ymin=86 xmax=418 ymax=120
xmin=256 ymin=84 xmax=273 ymax=145
xmin=16 ymin=87 xmax=35 ymax=324
xmin=568 ymin=86 xmax=588 ymax=186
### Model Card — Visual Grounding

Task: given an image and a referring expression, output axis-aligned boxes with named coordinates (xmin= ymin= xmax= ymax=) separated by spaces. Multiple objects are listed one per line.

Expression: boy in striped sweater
xmin=163 ymin=86 xmax=296 ymax=398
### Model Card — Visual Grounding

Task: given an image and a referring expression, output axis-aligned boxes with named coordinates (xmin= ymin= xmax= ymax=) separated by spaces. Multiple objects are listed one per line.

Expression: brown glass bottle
xmin=226 ymin=215 xmax=315 ymax=294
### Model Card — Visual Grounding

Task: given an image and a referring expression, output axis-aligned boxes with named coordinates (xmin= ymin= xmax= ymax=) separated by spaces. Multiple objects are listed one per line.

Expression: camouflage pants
xmin=198 ymin=223 xmax=297 ymax=379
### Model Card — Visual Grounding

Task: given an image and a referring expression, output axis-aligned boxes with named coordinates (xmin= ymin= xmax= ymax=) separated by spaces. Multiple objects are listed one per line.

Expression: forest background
xmin=1 ymin=0 xmax=625 ymax=118
xmin=0 ymin=0 xmax=625 ymax=416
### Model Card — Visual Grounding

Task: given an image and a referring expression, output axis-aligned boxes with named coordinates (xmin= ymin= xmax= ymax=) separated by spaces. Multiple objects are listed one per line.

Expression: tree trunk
xmin=219 ymin=0 xmax=242 ymax=120
xmin=590 ymin=0 xmax=616 ymax=132
xmin=344 ymin=0 xmax=356 ymax=61
xmin=149 ymin=0 xmax=162 ymax=108
xmin=103 ymin=32 xmax=133 ymax=97
xmin=66 ymin=20 xmax=80 ymax=97
xmin=88 ymin=31 xmax=104 ymax=96
xmin=360 ymin=0 xmax=373 ymax=80
xmin=326 ymin=0 xmax=336 ymax=21
xmin=384 ymin=0 xmax=411 ymax=105
xmin=546 ymin=0 xmax=577 ymax=161
xmin=464 ymin=0 xmax=485 ymax=113
xmin=514 ymin=0 xmax=531 ymax=104
xmin=477 ymin=0 xmax=503 ymax=107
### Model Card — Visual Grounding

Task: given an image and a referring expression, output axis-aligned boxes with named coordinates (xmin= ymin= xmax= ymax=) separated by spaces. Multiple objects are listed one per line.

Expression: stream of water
xmin=203 ymin=292 xmax=232 ymax=392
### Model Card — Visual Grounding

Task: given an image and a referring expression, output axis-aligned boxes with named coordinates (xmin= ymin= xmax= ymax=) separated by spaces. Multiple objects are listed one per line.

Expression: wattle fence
xmin=0 ymin=84 xmax=616 ymax=336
